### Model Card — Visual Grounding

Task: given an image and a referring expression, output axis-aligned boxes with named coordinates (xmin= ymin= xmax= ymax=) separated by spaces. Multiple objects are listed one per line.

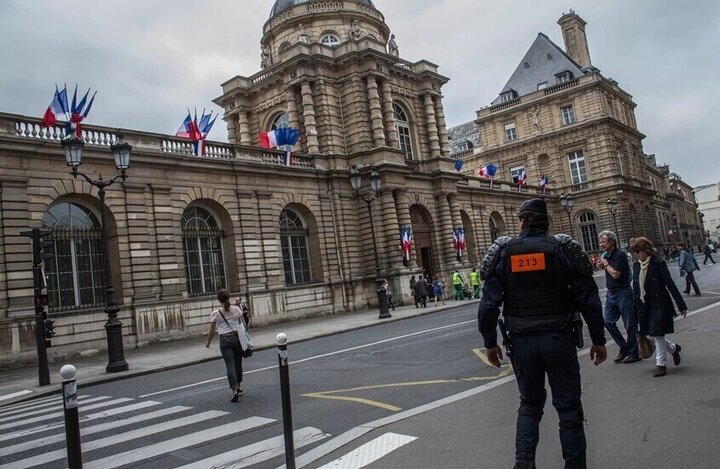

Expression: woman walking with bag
xmin=206 ymin=289 xmax=245 ymax=401
xmin=631 ymin=238 xmax=688 ymax=377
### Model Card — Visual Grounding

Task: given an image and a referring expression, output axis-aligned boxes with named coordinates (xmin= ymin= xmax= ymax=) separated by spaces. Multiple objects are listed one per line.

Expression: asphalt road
xmin=1 ymin=257 xmax=718 ymax=468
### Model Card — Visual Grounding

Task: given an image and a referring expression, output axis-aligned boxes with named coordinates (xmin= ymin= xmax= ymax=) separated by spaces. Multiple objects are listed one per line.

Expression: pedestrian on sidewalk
xmin=452 ymin=269 xmax=465 ymax=301
xmin=235 ymin=295 xmax=251 ymax=328
xmin=206 ymin=289 xmax=245 ymax=402
xmin=702 ymin=243 xmax=716 ymax=265
xmin=410 ymin=275 xmax=420 ymax=308
xmin=432 ymin=274 xmax=446 ymax=306
xmin=415 ymin=274 xmax=429 ymax=307
xmin=469 ymin=268 xmax=481 ymax=298
xmin=678 ymin=243 xmax=701 ymax=296
xmin=631 ymin=237 xmax=687 ymax=377
xmin=598 ymin=230 xmax=641 ymax=364
xmin=382 ymin=279 xmax=396 ymax=311
xmin=478 ymin=198 xmax=607 ymax=469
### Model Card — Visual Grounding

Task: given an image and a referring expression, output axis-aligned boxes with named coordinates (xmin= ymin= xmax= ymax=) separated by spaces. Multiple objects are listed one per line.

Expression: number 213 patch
xmin=510 ymin=253 xmax=546 ymax=272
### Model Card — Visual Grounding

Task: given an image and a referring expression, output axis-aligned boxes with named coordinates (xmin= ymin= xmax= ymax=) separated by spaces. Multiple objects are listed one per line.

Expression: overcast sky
xmin=1 ymin=0 xmax=718 ymax=186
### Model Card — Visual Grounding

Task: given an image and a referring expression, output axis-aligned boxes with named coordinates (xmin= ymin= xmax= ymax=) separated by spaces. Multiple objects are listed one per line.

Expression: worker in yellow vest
xmin=452 ymin=270 xmax=465 ymax=301
xmin=469 ymin=268 xmax=481 ymax=299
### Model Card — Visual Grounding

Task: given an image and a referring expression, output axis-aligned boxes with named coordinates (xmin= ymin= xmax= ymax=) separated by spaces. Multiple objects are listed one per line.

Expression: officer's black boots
xmin=513 ymin=459 xmax=536 ymax=469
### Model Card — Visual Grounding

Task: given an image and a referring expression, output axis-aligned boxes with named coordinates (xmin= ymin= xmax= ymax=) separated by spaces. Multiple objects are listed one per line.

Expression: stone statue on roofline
xmin=297 ymin=23 xmax=310 ymax=44
xmin=350 ymin=20 xmax=364 ymax=41
xmin=388 ymin=33 xmax=399 ymax=57
xmin=260 ymin=44 xmax=272 ymax=69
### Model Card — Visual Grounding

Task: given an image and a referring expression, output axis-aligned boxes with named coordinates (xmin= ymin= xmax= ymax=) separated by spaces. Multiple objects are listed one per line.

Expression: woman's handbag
xmin=218 ymin=308 xmax=254 ymax=358
xmin=637 ymin=334 xmax=654 ymax=359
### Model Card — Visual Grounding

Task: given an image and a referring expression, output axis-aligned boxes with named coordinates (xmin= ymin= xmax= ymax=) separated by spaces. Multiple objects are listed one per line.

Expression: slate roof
xmin=269 ymin=0 xmax=376 ymax=18
xmin=491 ymin=33 xmax=586 ymax=105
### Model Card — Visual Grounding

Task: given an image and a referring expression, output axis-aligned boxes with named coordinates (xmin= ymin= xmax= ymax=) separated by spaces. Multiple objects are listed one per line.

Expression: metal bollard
xmin=60 ymin=364 xmax=83 ymax=469
xmin=277 ymin=333 xmax=295 ymax=469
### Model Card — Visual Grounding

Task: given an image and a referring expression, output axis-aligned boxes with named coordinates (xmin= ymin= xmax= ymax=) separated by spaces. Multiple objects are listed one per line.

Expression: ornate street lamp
xmin=61 ymin=134 xmax=131 ymax=373
xmin=606 ymin=197 xmax=621 ymax=247
xmin=349 ymin=166 xmax=391 ymax=319
xmin=559 ymin=193 xmax=574 ymax=237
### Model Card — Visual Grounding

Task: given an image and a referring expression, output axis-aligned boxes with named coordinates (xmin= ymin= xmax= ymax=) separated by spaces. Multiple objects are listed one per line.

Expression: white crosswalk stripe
xmin=176 ymin=426 xmax=332 ymax=469
xmin=0 ymin=392 xmax=410 ymax=469
xmin=0 ymin=391 xmax=53 ymax=407
xmin=316 ymin=433 xmax=417 ymax=469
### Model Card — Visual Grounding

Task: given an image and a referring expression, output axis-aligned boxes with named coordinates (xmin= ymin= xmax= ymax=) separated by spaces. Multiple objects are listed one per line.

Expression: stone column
xmin=224 ymin=113 xmax=238 ymax=145
xmin=152 ymin=185 xmax=184 ymax=299
xmin=434 ymin=96 xmax=450 ymax=157
xmin=381 ymin=82 xmax=399 ymax=149
xmin=379 ymin=188 xmax=403 ymax=270
xmin=286 ymin=87 xmax=300 ymax=129
xmin=0 ymin=178 xmax=32 ymax=314
xmin=435 ymin=192 xmax=458 ymax=268
xmin=394 ymin=189 xmax=412 ymax=228
xmin=237 ymin=111 xmax=252 ymax=145
xmin=300 ymin=82 xmax=320 ymax=154
xmin=366 ymin=76 xmax=386 ymax=147
xmin=424 ymin=94 xmax=441 ymax=157
xmin=123 ymin=183 xmax=158 ymax=302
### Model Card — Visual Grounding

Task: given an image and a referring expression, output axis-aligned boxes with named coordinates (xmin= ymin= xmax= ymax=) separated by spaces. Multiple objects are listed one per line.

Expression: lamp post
xmin=349 ymin=167 xmax=391 ymax=319
xmin=559 ymin=193 xmax=574 ymax=237
xmin=61 ymin=135 xmax=131 ymax=373
xmin=606 ymin=197 xmax=621 ymax=247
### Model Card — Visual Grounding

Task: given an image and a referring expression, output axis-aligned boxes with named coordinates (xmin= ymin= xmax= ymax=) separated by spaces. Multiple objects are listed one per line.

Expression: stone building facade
xmin=695 ymin=183 xmax=720 ymax=243
xmin=449 ymin=10 xmax=703 ymax=254
xmin=0 ymin=2 xmax=702 ymax=364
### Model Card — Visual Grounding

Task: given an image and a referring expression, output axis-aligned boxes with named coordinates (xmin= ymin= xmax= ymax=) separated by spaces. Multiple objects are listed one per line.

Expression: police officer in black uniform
xmin=478 ymin=198 xmax=607 ymax=469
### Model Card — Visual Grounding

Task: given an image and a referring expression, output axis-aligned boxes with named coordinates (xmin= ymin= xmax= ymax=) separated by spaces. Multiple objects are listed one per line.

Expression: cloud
xmin=1 ymin=0 xmax=718 ymax=185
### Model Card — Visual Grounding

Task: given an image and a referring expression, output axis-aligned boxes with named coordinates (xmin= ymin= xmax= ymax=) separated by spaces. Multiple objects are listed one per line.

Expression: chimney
xmin=558 ymin=10 xmax=592 ymax=68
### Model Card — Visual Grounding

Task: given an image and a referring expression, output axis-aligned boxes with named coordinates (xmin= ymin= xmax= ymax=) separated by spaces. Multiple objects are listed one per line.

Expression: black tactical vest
xmin=502 ymin=236 xmax=573 ymax=333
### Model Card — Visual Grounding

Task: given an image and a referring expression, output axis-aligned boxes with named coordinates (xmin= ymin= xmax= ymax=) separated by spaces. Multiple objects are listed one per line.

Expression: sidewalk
xmin=0 ymin=299 xmax=480 ymax=407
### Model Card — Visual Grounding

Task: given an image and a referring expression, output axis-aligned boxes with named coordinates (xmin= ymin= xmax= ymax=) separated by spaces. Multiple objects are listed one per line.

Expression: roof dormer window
xmin=500 ymin=90 xmax=517 ymax=103
xmin=555 ymin=71 xmax=574 ymax=84
xmin=320 ymin=33 xmax=341 ymax=46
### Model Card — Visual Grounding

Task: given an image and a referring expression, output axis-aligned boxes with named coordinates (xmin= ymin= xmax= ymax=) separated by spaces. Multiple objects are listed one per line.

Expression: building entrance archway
xmin=410 ymin=204 xmax=437 ymax=278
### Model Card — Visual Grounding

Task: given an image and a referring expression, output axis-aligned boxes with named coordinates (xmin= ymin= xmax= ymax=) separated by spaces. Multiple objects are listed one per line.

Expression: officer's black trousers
xmin=511 ymin=331 xmax=586 ymax=469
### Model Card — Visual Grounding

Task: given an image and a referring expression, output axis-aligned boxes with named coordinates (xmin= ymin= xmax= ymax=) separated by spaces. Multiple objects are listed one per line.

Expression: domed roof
xmin=269 ymin=0 xmax=376 ymax=18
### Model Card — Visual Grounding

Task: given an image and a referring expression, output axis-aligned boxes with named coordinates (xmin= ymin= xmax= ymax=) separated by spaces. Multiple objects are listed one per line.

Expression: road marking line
xmin=2 ymin=405 xmax=190 ymax=457
xmin=0 ymin=395 xmax=101 ymax=422
xmin=317 ymin=432 xmax=417 ymax=469
xmin=0 ymin=400 xmax=161 ymax=443
xmin=293 ymin=300 xmax=720 ymax=468
xmin=140 ymin=319 xmax=477 ymax=398
xmin=0 ymin=394 xmax=63 ymax=412
xmin=303 ymin=393 xmax=402 ymax=412
xmin=0 ymin=390 xmax=32 ymax=404
xmin=0 ymin=410 xmax=229 ymax=469
xmin=175 ymin=426 xmax=330 ymax=469
xmin=83 ymin=417 xmax=276 ymax=469
xmin=0 ymin=396 xmax=119 ymax=428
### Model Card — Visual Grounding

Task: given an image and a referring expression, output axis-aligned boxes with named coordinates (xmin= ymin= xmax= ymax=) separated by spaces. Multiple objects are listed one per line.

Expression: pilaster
xmin=434 ymin=96 xmax=450 ymax=157
xmin=424 ymin=94 xmax=441 ymax=157
xmin=435 ymin=192 xmax=457 ymax=269
xmin=381 ymin=80 xmax=399 ymax=149
xmin=366 ymin=76 xmax=386 ymax=148
xmin=237 ymin=111 xmax=252 ymax=145
xmin=300 ymin=82 xmax=320 ymax=154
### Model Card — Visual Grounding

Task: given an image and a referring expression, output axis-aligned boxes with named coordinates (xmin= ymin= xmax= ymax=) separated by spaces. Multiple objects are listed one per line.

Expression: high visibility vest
xmin=469 ymin=271 xmax=480 ymax=286
xmin=452 ymin=272 xmax=463 ymax=285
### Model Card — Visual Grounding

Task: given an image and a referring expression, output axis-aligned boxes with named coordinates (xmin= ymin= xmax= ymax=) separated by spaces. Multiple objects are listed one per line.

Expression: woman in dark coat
xmin=631 ymin=237 xmax=688 ymax=377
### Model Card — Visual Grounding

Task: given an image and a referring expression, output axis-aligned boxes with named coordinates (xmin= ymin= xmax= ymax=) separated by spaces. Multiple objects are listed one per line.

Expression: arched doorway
xmin=410 ymin=204 xmax=436 ymax=278
xmin=489 ymin=211 xmax=506 ymax=242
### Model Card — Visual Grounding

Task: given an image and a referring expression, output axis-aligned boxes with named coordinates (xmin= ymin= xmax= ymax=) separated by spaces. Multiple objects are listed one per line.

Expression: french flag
xmin=259 ymin=130 xmax=279 ymax=149
xmin=42 ymin=86 xmax=69 ymax=128
xmin=517 ymin=170 xmax=527 ymax=186
xmin=175 ymin=113 xmax=193 ymax=139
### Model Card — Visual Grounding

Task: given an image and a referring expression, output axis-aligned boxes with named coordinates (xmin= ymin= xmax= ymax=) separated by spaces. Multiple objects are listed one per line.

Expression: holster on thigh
xmin=557 ymin=403 xmax=584 ymax=429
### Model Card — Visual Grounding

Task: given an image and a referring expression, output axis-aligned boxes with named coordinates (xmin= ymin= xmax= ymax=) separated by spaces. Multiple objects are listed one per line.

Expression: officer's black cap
xmin=518 ymin=198 xmax=547 ymax=216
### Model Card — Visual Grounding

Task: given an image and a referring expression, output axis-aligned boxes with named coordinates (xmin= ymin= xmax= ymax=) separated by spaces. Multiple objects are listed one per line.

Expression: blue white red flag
xmin=540 ymin=175 xmax=549 ymax=195
xmin=42 ymin=85 xmax=69 ymax=128
xmin=453 ymin=227 xmax=466 ymax=257
xmin=454 ymin=159 xmax=464 ymax=172
xmin=479 ymin=163 xmax=497 ymax=179
xmin=260 ymin=127 xmax=301 ymax=166
xmin=400 ymin=227 xmax=412 ymax=261
xmin=175 ymin=113 xmax=193 ymax=139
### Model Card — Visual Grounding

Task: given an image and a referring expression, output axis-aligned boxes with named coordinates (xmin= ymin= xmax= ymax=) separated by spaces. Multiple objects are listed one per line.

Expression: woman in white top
xmin=206 ymin=289 xmax=245 ymax=401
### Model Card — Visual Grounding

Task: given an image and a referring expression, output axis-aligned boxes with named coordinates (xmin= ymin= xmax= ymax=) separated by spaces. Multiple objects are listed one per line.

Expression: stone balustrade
xmin=0 ymin=112 xmax=315 ymax=169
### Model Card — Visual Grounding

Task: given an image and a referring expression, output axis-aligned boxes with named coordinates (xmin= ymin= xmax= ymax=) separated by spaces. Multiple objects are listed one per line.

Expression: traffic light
xmin=43 ymin=318 xmax=56 ymax=339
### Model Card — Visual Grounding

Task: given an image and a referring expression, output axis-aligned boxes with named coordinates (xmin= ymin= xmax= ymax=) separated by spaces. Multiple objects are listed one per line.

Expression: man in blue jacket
xmin=678 ymin=243 xmax=701 ymax=296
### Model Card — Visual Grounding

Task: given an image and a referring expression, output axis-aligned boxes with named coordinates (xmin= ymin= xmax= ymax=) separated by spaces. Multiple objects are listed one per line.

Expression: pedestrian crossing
xmin=0 ymin=393 xmax=416 ymax=468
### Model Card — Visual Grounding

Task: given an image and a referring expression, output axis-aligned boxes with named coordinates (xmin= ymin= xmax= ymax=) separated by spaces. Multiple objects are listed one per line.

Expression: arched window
xmin=280 ymin=209 xmax=311 ymax=285
xmin=182 ymin=206 xmax=226 ymax=296
xmin=578 ymin=212 xmax=600 ymax=252
xmin=42 ymin=202 xmax=105 ymax=311
xmin=393 ymin=103 xmax=414 ymax=160
xmin=489 ymin=217 xmax=499 ymax=242
xmin=320 ymin=33 xmax=341 ymax=46
xmin=278 ymin=41 xmax=291 ymax=53
xmin=271 ymin=112 xmax=290 ymax=130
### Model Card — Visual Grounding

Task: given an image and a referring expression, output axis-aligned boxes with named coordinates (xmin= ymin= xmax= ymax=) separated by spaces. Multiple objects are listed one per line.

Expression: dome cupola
xmin=269 ymin=0 xmax=377 ymax=19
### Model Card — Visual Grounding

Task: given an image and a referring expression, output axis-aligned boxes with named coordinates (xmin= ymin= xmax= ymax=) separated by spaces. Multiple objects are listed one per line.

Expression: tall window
xmin=320 ymin=33 xmax=340 ymax=46
xmin=561 ymin=105 xmax=576 ymax=125
xmin=579 ymin=212 xmax=600 ymax=251
xmin=568 ymin=150 xmax=588 ymax=184
xmin=42 ymin=202 xmax=105 ymax=312
xmin=280 ymin=209 xmax=311 ymax=285
xmin=182 ymin=206 xmax=226 ymax=296
xmin=510 ymin=166 xmax=525 ymax=182
xmin=393 ymin=103 xmax=414 ymax=160
xmin=504 ymin=122 xmax=517 ymax=142
xmin=271 ymin=113 xmax=290 ymax=130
